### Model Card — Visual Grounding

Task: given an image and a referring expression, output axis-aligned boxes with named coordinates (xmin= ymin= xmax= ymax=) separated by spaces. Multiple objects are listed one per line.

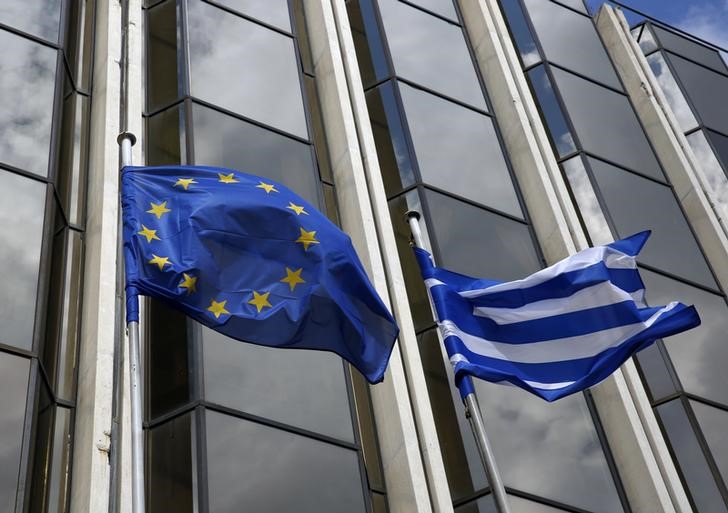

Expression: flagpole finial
xmin=405 ymin=209 xmax=421 ymax=222
xmin=117 ymin=131 xmax=137 ymax=146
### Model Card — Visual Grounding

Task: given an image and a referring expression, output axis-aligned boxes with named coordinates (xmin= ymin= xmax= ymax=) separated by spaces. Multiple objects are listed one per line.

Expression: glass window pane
xmin=206 ymin=410 xmax=367 ymax=513
xmin=347 ymin=0 xmax=390 ymax=88
xmin=588 ymin=157 xmax=717 ymax=289
xmin=200 ymin=325 xmax=355 ymax=442
xmin=405 ymin=0 xmax=457 ymax=20
xmin=686 ymin=131 xmax=728 ymax=217
xmin=425 ymin=189 xmax=541 ymax=279
xmin=148 ymin=413 xmax=193 ymax=513
xmin=652 ymin=25 xmax=728 ymax=74
xmin=550 ymin=67 xmax=663 ymax=179
xmin=637 ymin=24 xmax=658 ymax=54
xmin=213 ymin=0 xmax=291 ymax=32
xmin=372 ymin=492 xmax=389 ymax=513
xmin=65 ymin=0 xmax=95 ymax=92
xmin=457 ymin=494 xmax=575 ymax=513
xmin=561 ymin=155 xmax=612 ymax=244
xmin=646 ymin=52 xmax=699 ymax=132
xmin=192 ymin=103 xmax=321 ymax=206
xmin=0 ymin=171 xmax=46 ymax=351
xmin=640 ymin=269 xmax=728 ymax=405
xmin=350 ymin=370 xmax=385 ymax=490
xmin=521 ymin=0 xmax=620 ymax=89
xmin=57 ymin=90 xmax=90 ymax=226
xmin=147 ymin=0 xmax=179 ymax=112
xmin=500 ymin=0 xmax=541 ymax=68
xmin=666 ymin=52 xmax=728 ymax=135
xmin=29 ymin=383 xmax=53 ymax=513
xmin=634 ymin=342 xmax=678 ymax=402
xmin=657 ymin=399 xmax=728 ymax=513
xmin=147 ymin=103 xmax=185 ymax=166
xmin=455 ymin=494 xmax=497 ymax=513
xmin=691 ymin=401 xmax=728 ymax=484
xmin=0 ymin=0 xmax=62 ymax=43
xmin=377 ymin=0 xmax=486 ymax=109
xmin=554 ymin=0 xmax=588 ymax=14
xmin=475 ymin=382 xmax=623 ymax=513
xmin=47 ymin=406 xmax=71 ymax=513
xmin=187 ymin=1 xmax=308 ymax=138
xmin=0 ymin=29 xmax=57 ymax=176
xmin=0 ymin=352 xmax=30 ymax=512
xmin=399 ymin=83 xmax=522 ymax=217
xmin=705 ymin=129 xmax=728 ymax=176
xmin=528 ymin=66 xmax=576 ymax=157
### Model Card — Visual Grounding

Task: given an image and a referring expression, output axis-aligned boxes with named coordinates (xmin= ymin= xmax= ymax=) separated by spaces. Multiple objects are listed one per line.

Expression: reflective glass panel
xmin=425 ymin=189 xmax=541 ymax=279
xmin=561 ymin=155 xmax=612 ymax=244
xmin=657 ymin=399 xmax=728 ymax=513
xmin=347 ymin=0 xmax=390 ymax=87
xmin=0 ymin=171 xmax=46 ymax=350
xmin=705 ymin=129 xmax=728 ymax=175
xmin=206 ymin=411 xmax=367 ymax=513
xmin=457 ymin=495 xmax=574 ymax=513
xmin=57 ymin=91 xmax=90 ymax=226
xmin=0 ymin=0 xmax=62 ymax=43
xmin=646 ymin=52 xmax=699 ymax=132
xmin=456 ymin=495 xmax=497 ymax=513
xmin=687 ymin=131 xmax=728 ymax=215
xmin=405 ymin=0 xmax=457 ymax=20
xmin=29 ymin=383 xmax=52 ymax=513
xmin=350 ymin=371 xmax=384 ymax=490
xmin=65 ymin=0 xmax=94 ymax=92
xmin=637 ymin=24 xmax=658 ymax=54
xmin=0 ymin=352 xmax=30 ymax=512
xmin=148 ymin=413 xmax=193 ymax=513
xmin=475 ymin=383 xmax=623 ymax=513
xmin=147 ymin=0 xmax=179 ymax=112
xmin=500 ymin=0 xmax=541 ymax=67
xmin=187 ymin=1 xmax=308 ymax=138
xmin=589 ymin=157 xmax=716 ymax=289
xmin=652 ymin=25 xmax=728 ymax=74
xmin=666 ymin=52 xmax=728 ymax=135
xmin=147 ymin=103 xmax=185 ymax=166
xmin=554 ymin=0 xmax=588 ymax=14
xmin=527 ymin=66 xmax=576 ymax=157
xmin=399 ymin=83 xmax=521 ymax=217
xmin=213 ymin=0 xmax=291 ymax=31
xmin=192 ymin=103 xmax=320 ymax=206
xmin=550 ymin=67 xmax=663 ymax=179
xmin=522 ymin=0 xmax=620 ymax=89
xmin=0 ymin=29 xmax=57 ymax=176
xmin=634 ymin=341 xmax=678 ymax=402
xmin=201 ymin=326 xmax=355 ymax=442
xmin=691 ymin=400 xmax=728 ymax=483
xmin=640 ymin=269 xmax=728 ymax=405
xmin=366 ymin=82 xmax=416 ymax=195
xmin=47 ymin=406 xmax=71 ymax=513
xmin=377 ymin=0 xmax=486 ymax=109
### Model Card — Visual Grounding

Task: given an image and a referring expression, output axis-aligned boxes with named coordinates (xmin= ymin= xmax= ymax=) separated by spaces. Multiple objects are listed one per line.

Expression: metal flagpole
xmin=118 ymin=132 xmax=145 ymax=513
xmin=406 ymin=211 xmax=512 ymax=513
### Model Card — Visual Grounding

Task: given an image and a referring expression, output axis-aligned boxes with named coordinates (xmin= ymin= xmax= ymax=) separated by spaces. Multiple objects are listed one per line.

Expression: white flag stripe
xmin=440 ymin=301 xmax=679 ymax=364
xmin=459 ymin=245 xmax=635 ymax=298
xmin=449 ymin=353 xmax=576 ymax=390
xmin=472 ymin=281 xmax=644 ymax=325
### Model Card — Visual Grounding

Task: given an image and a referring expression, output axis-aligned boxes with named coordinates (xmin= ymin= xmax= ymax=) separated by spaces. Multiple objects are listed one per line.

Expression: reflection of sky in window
xmin=0 ymin=0 xmax=62 ymax=43
xmin=646 ymin=52 xmax=699 ymax=132
xmin=527 ymin=66 xmax=576 ymax=157
xmin=691 ymin=400 xmax=728 ymax=483
xmin=213 ymin=0 xmax=291 ymax=32
xmin=686 ymin=130 xmax=728 ymax=218
xmin=561 ymin=155 xmax=613 ymax=244
xmin=0 ymin=354 xmax=29 ymax=512
xmin=187 ymin=1 xmax=308 ymax=139
xmin=499 ymin=0 xmax=542 ymax=68
xmin=0 ymin=170 xmax=45 ymax=350
xmin=0 ymin=29 xmax=57 ymax=177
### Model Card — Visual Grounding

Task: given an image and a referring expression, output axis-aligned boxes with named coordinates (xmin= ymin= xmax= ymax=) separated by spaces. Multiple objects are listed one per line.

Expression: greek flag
xmin=414 ymin=232 xmax=700 ymax=401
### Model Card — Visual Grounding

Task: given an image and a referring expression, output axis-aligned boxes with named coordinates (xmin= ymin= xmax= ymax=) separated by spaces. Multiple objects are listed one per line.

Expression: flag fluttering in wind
xmin=121 ymin=165 xmax=398 ymax=383
xmin=414 ymin=232 xmax=700 ymax=401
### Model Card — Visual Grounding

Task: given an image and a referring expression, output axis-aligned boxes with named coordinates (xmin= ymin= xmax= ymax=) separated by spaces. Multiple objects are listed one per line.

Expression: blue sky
xmin=585 ymin=0 xmax=728 ymax=49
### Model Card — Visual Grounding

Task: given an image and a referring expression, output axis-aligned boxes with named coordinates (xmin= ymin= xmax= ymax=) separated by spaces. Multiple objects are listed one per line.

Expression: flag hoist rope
xmin=406 ymin=211 xmax=512 ymax=513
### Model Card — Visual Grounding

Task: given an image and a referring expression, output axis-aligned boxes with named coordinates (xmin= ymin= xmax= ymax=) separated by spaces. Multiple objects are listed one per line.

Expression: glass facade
xmin=499 ymin=3 xmax=728 ymax=511
xmin=143 ymin=2 xmax=384 ymax=511
xmin=0 ymin=0 xmax=93 ymax=512
xmin=349 ymin=0 xmax=627 ymax=511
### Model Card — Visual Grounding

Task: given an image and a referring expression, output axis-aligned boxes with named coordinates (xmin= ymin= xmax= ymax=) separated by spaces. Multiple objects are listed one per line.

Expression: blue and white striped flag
xmin=414 ymin=231 xmax=700 ymax=401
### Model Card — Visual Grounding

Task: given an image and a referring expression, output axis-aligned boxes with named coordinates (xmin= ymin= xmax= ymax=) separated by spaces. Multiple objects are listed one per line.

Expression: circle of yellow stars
xmin=136 ymin=171 xmax=318 ymax=321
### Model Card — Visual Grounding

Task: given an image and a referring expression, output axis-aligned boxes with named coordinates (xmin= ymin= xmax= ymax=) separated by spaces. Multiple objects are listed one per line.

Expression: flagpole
xmin=118 ymin=132 xmax=145 ymax=513
xmin=406 ymin=211 xmax=512 ymax=513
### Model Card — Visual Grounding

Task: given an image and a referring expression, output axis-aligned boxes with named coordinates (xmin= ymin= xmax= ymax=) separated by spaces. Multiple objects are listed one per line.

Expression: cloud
xmin=674 ymin=0 xmax=728 ymax=52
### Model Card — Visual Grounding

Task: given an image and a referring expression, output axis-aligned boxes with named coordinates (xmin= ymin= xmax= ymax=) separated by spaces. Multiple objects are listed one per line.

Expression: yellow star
xmin=248 ymin=291 xmax=272 ymax=313
xmin=178 ymin=273 xmax=197 ymax=294
xmin=138 ymin=225 xmax=160 ymax=243
xmin=174 ymin=178 xmax=197 ymax=190
xmin=148 ymin=254 xmax=170 ymax=271
xmin=218 ymin=173 xmax=239 ymax=184
xmin=280 ymin=267 xmax=305 ymax=291
xmin=207 ymin=299 xmax=230 ymax=319
xmin=286 ymin=202 xmax=308 ymax=216
xmin=256 ymin=182 xmax=278 ymax=194
xmin=295 ymin=227 xmax=319 ymax=251
xmin=147 ymin=201 xmax=171 ymax=219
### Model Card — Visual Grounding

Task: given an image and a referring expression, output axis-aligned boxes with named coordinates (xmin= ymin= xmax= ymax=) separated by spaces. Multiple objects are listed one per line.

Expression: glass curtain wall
xmin=499 ymin=0 xmax=728 ymax=510
xmin=347 ymin=1 xmax=628 ymax=511
xmin=143 ymin=1 xmax=386 ymax=512
xmin=0 ymin=1 xmax=94 ymax=512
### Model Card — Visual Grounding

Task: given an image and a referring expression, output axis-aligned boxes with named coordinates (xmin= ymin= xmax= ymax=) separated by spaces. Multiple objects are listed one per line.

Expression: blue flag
xmin=121 ymin=165 xmax=398 ymax=383
xmin=414 ymin=232 xmax=700 ymax=401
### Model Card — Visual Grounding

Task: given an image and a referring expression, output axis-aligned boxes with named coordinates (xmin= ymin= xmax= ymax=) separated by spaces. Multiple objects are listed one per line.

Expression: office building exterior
xmin=0 ymin=0 xmax=726 ymax=512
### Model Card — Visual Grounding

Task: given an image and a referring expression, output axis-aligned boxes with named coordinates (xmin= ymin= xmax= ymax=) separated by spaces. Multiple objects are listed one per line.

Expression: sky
xmin=585 ymin=0 xmax=728 ymax=50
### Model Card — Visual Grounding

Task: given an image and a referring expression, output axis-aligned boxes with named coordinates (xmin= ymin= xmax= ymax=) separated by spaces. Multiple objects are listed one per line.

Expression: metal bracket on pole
xmin=405 ymin=210 xmax=512 ymax=513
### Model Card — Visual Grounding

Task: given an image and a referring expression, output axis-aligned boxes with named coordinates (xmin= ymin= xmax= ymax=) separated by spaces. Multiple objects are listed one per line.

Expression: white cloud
xmin=674 ymin=0 xmax=728 ymax=52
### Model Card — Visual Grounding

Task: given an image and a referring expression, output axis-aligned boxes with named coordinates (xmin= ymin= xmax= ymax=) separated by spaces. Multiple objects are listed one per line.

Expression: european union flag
xmin=121 ymin=165 xmax=398 ymax=383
